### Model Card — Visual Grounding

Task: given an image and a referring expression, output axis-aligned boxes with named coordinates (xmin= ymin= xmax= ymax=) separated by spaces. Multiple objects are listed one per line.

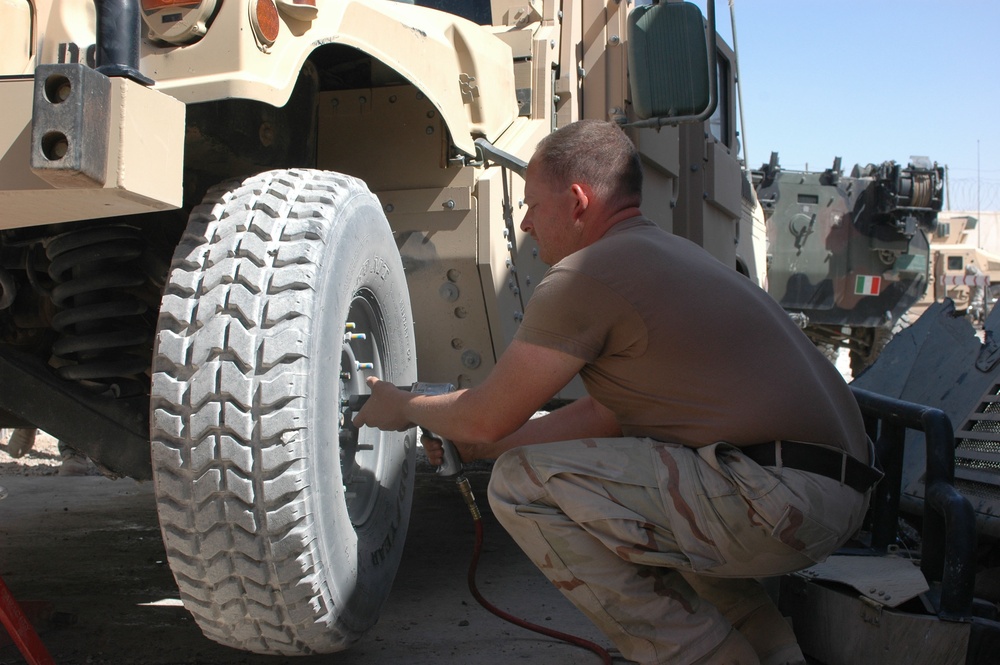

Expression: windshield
xmin=408 ymin=0 xmax=492 ymax=25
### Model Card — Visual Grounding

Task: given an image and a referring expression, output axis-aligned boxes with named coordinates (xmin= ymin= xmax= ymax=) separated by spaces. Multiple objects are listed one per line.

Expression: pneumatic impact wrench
xmin=346 ymin=381 xmax=463 ymax=477
xmin=346 ymin=381 xmax=480 ymax=521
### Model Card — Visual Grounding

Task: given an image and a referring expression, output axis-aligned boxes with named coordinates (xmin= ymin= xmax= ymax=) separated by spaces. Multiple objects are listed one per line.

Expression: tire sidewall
xmin=307 ymin=178 xmax=417 ymax=633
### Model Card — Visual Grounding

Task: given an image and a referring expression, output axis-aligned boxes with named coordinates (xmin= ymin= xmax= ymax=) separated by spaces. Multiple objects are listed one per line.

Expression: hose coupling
xmin=456 ymin=475 xmax=481 ymax=521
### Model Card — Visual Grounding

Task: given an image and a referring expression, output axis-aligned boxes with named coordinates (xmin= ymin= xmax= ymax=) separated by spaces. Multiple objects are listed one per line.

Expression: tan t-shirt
xmin=515 ymin=217 xmax=867 ymax=459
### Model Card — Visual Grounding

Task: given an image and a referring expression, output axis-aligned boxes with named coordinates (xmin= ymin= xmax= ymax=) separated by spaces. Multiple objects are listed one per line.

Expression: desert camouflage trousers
xmin=488 ymin=438 xmax=870 ymax=665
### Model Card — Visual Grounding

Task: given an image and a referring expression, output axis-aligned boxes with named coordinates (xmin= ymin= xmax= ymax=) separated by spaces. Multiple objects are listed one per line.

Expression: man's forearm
xmin=475 ymin=395 xmax=622 ymax=459
xmin=354 ymin=340 xmax=591 ymax=451
xmin=403 ymin=388 xmax=494 ymax=442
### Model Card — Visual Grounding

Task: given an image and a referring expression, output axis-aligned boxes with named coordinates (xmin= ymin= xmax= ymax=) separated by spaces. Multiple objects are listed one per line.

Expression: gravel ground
xmin=0 ymin=429 xmax=61 ymax=477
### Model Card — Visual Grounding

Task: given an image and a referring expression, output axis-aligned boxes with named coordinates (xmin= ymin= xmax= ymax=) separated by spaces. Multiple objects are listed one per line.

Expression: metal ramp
xmin=852 ymin=299 xmax=1000 ymax=538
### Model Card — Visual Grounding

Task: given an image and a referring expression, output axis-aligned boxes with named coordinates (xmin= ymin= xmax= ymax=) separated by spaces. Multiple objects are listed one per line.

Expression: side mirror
xmin=627 ymin=1 xmax=718 ymax=127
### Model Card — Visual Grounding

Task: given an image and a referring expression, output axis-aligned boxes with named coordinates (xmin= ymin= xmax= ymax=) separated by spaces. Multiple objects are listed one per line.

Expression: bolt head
xmin=461 ymin=350 xmax=482 ymax=369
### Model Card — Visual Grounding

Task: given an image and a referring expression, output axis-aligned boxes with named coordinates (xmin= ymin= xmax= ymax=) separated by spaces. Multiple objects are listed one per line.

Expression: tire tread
xmin=151 ymin=170 xmax=376 ymax=653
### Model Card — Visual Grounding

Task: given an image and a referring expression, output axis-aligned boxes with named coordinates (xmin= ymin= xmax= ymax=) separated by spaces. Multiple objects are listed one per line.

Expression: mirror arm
xmin=474 ymin=138 xmax=528 ymax=178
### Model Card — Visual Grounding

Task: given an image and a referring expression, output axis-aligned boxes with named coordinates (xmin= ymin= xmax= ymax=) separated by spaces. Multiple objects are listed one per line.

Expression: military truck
xmin=0 ymin=0 xmax=759 ymax=655
xmin=754 ymin=153 xmax=944 ymax=375
xmin=910 ymin=213 xmax=1000 ymax=322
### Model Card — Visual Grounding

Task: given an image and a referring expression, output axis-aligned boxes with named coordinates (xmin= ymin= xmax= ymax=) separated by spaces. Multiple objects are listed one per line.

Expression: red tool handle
xmin=0 ymin=574 xmax=54 ymax=665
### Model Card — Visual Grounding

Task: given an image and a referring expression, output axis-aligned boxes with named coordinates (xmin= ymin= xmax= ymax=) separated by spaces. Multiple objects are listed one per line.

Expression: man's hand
xmin=352 ymin=377 xmax=414 ymax=431
xmin=421 ymin=433 xmax=477 ymax=466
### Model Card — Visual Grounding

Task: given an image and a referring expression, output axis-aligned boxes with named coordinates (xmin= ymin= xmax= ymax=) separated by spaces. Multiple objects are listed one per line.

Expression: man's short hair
xmin=533 ymin=120 xmax=643 ymax=208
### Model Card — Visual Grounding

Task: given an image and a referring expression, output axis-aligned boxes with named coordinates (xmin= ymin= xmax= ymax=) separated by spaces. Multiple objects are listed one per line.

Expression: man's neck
xmin=586 ymin=206 xmax=643 ymax=244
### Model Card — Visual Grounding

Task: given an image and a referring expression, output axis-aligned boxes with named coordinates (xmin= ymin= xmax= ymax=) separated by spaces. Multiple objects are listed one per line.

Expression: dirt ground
xmin=0 ymin=433 xmax=613 ymax=665
xmin=1 ymin=430 xmax=63 ymax=477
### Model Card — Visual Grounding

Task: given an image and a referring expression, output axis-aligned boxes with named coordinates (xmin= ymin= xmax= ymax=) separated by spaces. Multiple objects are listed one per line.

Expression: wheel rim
xmin=340 ymin=288 xmax=389 ymax=526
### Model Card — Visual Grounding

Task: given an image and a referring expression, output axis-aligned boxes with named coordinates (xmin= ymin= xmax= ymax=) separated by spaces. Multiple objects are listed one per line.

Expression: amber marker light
xmin=250 ymin=0 xmax=281 ymax=47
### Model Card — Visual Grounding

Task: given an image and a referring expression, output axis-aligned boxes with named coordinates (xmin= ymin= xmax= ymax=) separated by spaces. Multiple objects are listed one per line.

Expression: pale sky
xmin=703 ymin=0 xmax=999 ymax=212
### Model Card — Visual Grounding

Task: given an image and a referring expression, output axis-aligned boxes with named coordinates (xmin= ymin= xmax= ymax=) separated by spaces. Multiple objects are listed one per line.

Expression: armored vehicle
xmin=755 ymin=153 xmax=944 ymax=374
xmin=910 ymin=213 xmax=1000 ymax=322
xmin=0 ymin=0 xmax=755 ymax=655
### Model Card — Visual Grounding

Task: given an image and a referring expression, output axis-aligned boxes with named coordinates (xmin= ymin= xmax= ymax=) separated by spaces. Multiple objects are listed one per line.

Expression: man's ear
xmin=570 ymin=183 xmax=591 ymax=219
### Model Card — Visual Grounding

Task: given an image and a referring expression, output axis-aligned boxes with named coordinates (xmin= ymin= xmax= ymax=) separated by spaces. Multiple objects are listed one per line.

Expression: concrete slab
xmin=0 ymin=471 xmax=613 ymax=664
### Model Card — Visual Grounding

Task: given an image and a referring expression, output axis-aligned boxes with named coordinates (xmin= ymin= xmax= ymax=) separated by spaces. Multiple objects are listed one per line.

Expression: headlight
xmin=141 ymin=0 xmax=220 ymax=45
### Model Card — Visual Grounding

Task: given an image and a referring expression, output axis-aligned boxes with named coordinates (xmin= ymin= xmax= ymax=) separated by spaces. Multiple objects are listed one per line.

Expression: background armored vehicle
xmin=754 ymin=153 xmax=944 ymax=374
xmin=755 ymin=154 xmax=1000 ymax=664
xmin=910 ymin=213 xmax=1000 ymax=322
xmin=0 ymin=0 xmax=755 ymax=655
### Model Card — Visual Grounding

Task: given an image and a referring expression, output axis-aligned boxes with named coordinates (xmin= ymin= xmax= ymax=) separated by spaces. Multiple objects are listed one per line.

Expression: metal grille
xmin=957 ymin=439 xmax=1000 ymax=454
xmin=953 ymin=384 xmax=1000 ymax=490
xmin=956 ymin=383 xmax=1000 ymax=442
xmin=956 ymin=478 xmax=1000 ymax=502
xmin=956 ymin=457 xmax=1000 ymax=472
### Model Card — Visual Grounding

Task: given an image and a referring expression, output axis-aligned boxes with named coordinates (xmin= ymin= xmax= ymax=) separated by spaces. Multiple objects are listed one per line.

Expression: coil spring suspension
xmin=46 ymin=223 xmax=151 ymax=395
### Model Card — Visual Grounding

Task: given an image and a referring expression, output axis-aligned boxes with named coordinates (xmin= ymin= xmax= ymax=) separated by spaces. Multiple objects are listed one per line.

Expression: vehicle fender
xmin=141 ymin=0 xmax=519 ymax=156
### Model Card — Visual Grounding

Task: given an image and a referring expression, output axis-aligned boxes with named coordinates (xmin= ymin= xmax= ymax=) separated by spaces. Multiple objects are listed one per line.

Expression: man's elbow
xmin=464 ymin=419 xmax=516 ymax=446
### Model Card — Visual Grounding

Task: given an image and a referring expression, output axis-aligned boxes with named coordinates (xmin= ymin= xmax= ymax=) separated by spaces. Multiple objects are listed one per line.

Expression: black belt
xmin=740 ymin=440 xmax=883 ymax=493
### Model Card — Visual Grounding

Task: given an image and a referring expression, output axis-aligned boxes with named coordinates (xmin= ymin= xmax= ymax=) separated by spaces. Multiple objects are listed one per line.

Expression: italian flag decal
xmin=855 ymin=275 xmax=881 ymax=296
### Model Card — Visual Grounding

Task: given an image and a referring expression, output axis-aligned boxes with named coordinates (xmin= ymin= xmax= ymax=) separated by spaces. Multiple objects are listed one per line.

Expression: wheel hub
xmin=339 ymin=293 xmax=387 ymax=525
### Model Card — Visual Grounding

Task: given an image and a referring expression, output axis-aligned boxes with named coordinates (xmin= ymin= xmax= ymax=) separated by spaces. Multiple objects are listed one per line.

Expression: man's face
xmin=520 ymin=158 xmax=581 ymax=265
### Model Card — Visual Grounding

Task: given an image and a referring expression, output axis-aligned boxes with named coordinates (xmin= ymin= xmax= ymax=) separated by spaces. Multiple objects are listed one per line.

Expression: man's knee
xmin=488 ymin=447 xmax=555 ymax=524
xmin=487 ymin=448 xmax=527 ymax=514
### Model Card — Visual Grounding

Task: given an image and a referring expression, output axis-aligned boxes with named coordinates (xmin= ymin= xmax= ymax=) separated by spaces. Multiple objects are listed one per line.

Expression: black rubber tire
xmin=151 ymin=169 xmax=417 ymax=654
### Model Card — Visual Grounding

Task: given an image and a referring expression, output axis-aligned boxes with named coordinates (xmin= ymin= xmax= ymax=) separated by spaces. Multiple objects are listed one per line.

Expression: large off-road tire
xmin=151 ymin=169 xmax=417 ymax=654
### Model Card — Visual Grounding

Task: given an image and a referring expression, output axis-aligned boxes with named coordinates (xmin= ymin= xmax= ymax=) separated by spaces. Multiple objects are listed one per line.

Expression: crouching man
xmin=354 ymin=120 xmax=880 ymax=664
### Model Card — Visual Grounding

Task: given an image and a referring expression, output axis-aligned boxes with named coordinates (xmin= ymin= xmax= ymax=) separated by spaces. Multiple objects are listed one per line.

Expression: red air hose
xmin=455 ymin=476 xmax=613 ymax=665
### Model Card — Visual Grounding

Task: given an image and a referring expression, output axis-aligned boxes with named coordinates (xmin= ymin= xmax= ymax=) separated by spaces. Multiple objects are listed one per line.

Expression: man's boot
xmin=58 ymin=443 xmax=91 ymax=476
xmin=7 ymin=428 xmax=37 ymax=458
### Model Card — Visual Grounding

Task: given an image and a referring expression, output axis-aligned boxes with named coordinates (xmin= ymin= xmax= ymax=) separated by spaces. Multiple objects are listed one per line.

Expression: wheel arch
xmin=154 ymin=0 xmax=518 ymax=157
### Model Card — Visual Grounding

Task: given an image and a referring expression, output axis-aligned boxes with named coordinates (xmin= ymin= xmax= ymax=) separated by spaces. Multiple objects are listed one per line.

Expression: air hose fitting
xmin=455 ymin=475 xmax=481 ymax=521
